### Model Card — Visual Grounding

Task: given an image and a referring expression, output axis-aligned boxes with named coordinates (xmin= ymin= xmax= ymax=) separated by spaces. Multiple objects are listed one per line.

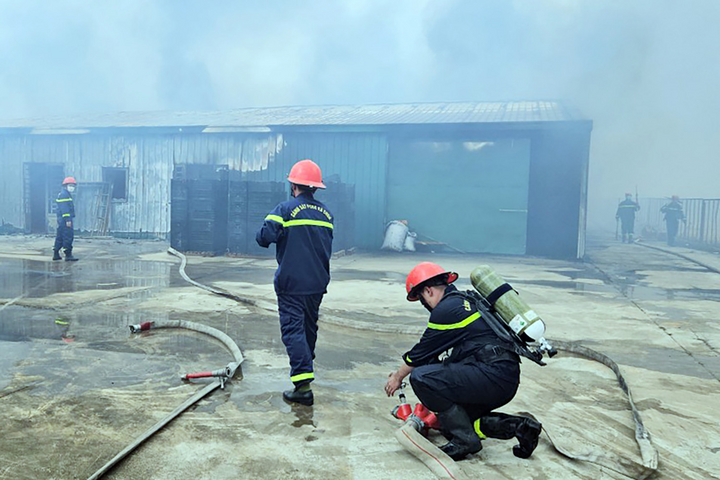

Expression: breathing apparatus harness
xmin=447 ymin=289 xmax=548 ymax=367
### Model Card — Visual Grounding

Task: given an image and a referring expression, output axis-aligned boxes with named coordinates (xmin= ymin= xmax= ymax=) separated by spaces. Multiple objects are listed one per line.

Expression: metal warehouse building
xmin=0 ymin=101 xmax=592 ymax=259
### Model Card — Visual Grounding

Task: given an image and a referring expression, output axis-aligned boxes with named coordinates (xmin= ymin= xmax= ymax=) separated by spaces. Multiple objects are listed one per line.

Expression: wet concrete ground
xmin=1 ymin=234 xmax=719 ymax=479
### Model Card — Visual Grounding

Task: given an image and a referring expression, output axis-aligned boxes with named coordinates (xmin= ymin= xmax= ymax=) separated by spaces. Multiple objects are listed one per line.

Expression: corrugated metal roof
xmin=0 ymin=101 xmax=587 ymax=130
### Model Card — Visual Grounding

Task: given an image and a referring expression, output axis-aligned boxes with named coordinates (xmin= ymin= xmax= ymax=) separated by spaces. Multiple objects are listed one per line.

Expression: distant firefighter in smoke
xmin=616 ymin=192 xmax=640 ymax=243
xmin=661 ymin=195 xmax=686 ymax=247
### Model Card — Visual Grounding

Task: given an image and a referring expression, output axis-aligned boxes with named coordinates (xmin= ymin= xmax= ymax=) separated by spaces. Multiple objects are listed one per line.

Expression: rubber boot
xmin=475 ymin=412 xmax=542 ymax=459
xmin=282 ymin=385 xmax=313 ymax=406
xmin=52 ymin=250 xmax=62 ymax=261
xmin=437 ymin=405 xmax=482 ymax=460
xmin=64 ymin=249 xmax=79 ymax=262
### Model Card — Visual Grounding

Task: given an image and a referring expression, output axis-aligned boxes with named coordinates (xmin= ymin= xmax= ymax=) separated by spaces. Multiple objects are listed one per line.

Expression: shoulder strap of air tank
xmin=485 ymin=283 xmax=514 ymax=308
xmin=462 ymin=290 xmax=546 ymax=367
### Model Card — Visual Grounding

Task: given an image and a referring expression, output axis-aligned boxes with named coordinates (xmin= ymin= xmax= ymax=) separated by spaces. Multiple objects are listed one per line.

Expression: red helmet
xmin=405 ymin=262 xmax=458 ymax=301
xmin=288 ymin=160 xmax=326 ymax=189
xmin=62 ymin=176 xmax=77 ymax=185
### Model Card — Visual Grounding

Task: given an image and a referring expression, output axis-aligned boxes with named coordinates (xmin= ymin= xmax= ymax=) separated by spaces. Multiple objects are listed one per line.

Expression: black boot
xmin=64 ymin=249 xmax=79 ymax=262
xmin=52 ymin=250 xmax=62 ymax=261
xmin=437 ymin=405 xmax=482 ymax=460
xmin=283 ymin=385 xmax=313 ymax=406
xmin=475 ymin=412 xmax=542 ymax=459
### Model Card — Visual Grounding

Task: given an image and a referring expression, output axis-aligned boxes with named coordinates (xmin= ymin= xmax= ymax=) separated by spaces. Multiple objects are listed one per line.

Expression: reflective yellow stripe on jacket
xmin=265 ymin=215 xmax=333 ymax=229
xmin=56 ymin=198 xmax=73 ymax=202
xmin=427 ymin=311 xmax=481 ymax=331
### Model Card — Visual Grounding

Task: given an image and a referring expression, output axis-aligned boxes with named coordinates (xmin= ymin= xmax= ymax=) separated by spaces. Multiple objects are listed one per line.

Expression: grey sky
xmin=1 ymin=0 xmax=718 ymax=227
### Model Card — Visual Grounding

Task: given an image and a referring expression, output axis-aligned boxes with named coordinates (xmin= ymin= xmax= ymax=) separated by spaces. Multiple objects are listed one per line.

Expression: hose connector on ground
xmin=129 ymin=321 xmax=155 ymax=333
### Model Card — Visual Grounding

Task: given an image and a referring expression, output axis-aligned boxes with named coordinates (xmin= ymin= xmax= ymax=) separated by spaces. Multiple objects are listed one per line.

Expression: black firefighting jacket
xmin=402 ymin=285 xmax=518 ymax=372
xmin=256 ymin=192 xmax=334 ymax=295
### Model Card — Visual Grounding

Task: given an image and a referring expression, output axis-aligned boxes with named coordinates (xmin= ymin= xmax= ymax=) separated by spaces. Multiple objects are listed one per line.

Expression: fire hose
xmin=544 ymin=340 xmax=657 ymax=480
xmin=86 ymin=320 xmax=243 ymax=480
xmin=168 ymin=249 xmax=658 ymax=479
xmin=389 ymin=340 xmax=658 ymax=480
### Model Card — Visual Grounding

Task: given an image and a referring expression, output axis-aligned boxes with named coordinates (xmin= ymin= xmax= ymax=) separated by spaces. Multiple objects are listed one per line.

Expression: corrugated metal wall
xmin=0 ymin=136 xmax=27 ymax=227
xmin=1 ymin=132 xmax=388 ymax=248
xmin=0 ymin=134 xmax=173 ymax=235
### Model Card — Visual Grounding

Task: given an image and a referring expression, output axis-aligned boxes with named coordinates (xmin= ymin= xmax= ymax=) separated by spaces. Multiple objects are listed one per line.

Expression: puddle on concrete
xmin=290 ymin=404 xmax=317 ymax=428
xmin=514 ymin=279 xmax=607 ymax=293
xmin=331 ymin=269 xmax=406 ymax=283
xmin=549 ymin=268 xmax=607 ymax=282
xmin=582 ymin=339 xmax=720 ymax=381
xmin=521 ymin=267 xmax=720 ymax=303
xmin=0 ymin=258 xmax=171 ymax=300
xmin=0 ymin=302 xmax=241 ymax=398
xmin=0 ymin=305 xmax=167 ymax=343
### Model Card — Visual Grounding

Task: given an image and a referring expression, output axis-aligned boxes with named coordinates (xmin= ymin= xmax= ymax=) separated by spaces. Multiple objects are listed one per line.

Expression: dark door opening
xmin=24 ymin=163 xmax=65 ymax=234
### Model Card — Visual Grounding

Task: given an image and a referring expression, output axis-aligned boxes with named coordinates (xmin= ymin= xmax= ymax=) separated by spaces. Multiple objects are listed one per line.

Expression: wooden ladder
xmin=92 ymin=182 xmax=113 ymax=236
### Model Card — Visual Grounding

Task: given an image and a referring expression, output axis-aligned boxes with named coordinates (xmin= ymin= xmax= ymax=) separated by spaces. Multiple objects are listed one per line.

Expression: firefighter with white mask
xmin=53 ymin=177 xmax=79 ymax=262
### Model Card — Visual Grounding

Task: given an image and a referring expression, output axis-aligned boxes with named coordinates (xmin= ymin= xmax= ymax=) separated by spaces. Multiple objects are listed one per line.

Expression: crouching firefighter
xmin=384 ymin=262 xmax=542 ymax=461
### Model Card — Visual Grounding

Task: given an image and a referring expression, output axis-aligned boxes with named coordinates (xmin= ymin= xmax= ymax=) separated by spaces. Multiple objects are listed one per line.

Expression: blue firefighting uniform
xmin=661 ymin=200 xmax=685 ymax=246
xmin=54 ymin=188 xmax=75 ymax=253
xmin=256 ymin=192 xmax=333 ymax=387
xmin=616 ymin=199 xmax=640 ymax=240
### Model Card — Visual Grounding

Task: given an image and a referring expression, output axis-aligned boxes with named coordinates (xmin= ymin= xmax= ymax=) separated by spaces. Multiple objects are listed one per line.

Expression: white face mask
xmin=67 ymin=185 xmax=76 ymax=193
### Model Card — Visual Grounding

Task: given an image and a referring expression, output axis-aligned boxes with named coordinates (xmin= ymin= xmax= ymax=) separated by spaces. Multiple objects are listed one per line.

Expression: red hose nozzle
xmin=392 ymin=402 xmax=412 ymax=421
xmin=129 ymin=322 xmax=154 ymax=334
xmin=181 ymin=368 xmax=228 ymax=381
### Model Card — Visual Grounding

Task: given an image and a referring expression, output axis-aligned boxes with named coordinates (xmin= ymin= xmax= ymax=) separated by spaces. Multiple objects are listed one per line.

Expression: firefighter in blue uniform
xmin=53 ymin=177 xmax=79 ymax=262
xmin=256 ymin=159 xmax=333 ymax=406
xmin=385 ymin=262 xmax=542 ymax=461
xmin=661 ymin=195 xmax=686 ymax=246
xmin=615 ymin=192 xmax=640 ymax=243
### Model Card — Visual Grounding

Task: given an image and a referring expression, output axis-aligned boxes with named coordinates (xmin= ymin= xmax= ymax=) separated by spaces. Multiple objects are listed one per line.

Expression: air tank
xmin=470 ymin=265 xmax=547 ymax=344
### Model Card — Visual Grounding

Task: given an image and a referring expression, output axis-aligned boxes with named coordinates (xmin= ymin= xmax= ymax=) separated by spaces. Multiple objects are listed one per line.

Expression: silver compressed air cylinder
xmin=470 ymin=265 xmax=547 ymax=343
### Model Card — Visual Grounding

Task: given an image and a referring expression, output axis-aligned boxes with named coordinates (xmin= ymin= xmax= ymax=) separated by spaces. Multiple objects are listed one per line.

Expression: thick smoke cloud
xmin=1 ymin=0 xmax=718 ymax=229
